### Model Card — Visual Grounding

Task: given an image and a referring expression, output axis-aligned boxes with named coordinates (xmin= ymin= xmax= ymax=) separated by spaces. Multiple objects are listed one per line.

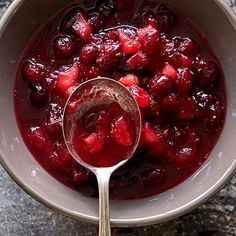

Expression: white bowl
xmin=0 ymin=0 xmax=236 ymax=227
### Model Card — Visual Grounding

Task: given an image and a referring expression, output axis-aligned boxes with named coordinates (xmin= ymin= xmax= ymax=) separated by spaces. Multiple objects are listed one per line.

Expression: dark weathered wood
xmin=0 ymin=1 xmax=235 ymax=235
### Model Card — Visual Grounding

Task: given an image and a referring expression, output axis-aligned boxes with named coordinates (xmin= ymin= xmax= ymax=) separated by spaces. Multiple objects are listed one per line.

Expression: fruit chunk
xmin=137 ymin=25 xmax=161 ymax=56
xmin=97 ymin=40 xmax=122 ymax=69
xmin=118 ymin=29 xmax=141 ymax=54
xmin=129 ymin=85 xmax=150 ymax=108
xmin=53 ymin=35 xmax=75 ymax=58
xmin=112 ymin=116 xmax=133 ymax=146
xmin=192 ymin=57 xmax=219 ymax=88
xmin=174 ymin=37 xmax=199 ymax=56
xmin=149 ymin=75 xmax=173 ymax=98
xmin=119 ymin=74 xmax=139 ymax=87
xmin=160 ymin=93 xmax=180 ymax=114
xmin=127 ymin=52 xmax=149 ymax=70
xmin=161 ymin=63 xmax=177 ymax=79
xmin=175 ymin=68 xmax=193 ymax=95
xmin=57 ymin=62 xmax=79 ymax=93
xmin=178 ymin=97 xmax=198 ymax=120
xmin=168 ymin=53 xmax=193 ymax=68
xmin=22 ymin=59 xmax=45 ymax=84
xmin=80 ymin=44 xmax=98 ymax=64
xmin=142 ymin=122 xmax=158 ymax=144
xmin=84 ymin=133 xmax=104 ymax=153
xmin=72 ymin=13 xmax=93 ymax=41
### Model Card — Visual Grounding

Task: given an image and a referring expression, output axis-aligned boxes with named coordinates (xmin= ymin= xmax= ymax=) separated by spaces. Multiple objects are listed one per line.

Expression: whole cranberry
xmin=192 ymin=57 xmax=219 ymax=88
xmin=178 ymin=97 xmax=198 ymax=120
xmin=149 ymin=75 xmax=173 ymax=98
xmin=97 ymin=40 xmax=122 ymax=69
xmin=168 ymin=53 xmax=193 ymax=68
xmin=53 ymin=35 xmax=75 ymax=58
xmin=30 ymin=85 xmax=49 ymax=108
xmin=22 ymin=59 xmax=45 ymax=84
xmin=174 ymin=37 xmax=199 ymax=56
xmin=80 ymin=44 xmax=98 ymax=64
xmin=175 ymin=68 xmax=193 ymax=95
xmin=160 ymin=93 xmax=181 ymax=114
xmin=161 ymin=37 xmax=175 ymax=57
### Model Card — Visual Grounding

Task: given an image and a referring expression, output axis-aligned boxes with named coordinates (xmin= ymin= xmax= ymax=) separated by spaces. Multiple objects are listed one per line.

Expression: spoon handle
xmin=96 ymin=169 xmax=112 ymax=236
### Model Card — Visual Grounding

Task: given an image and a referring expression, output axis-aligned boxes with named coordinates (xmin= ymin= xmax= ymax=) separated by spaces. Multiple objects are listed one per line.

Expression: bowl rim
xmin=0 ymin=0 xmax=236 ymax=227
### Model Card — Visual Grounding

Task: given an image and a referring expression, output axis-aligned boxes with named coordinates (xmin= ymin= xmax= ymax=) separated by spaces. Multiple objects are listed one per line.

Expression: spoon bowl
xmin=62 ymin=77 xmax=142 ymax=235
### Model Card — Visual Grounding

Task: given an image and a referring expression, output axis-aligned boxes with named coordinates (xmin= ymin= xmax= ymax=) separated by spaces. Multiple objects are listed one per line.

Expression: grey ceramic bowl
xmin=0 ymin=0 xmax=236 ymax=227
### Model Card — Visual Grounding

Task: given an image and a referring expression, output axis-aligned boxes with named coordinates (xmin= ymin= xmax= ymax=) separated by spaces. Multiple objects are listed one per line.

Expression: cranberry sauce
xmin=14 ymin=0 xmax=226 ymax=199
xmin=70 ymin=102 xmax=136 ymax=167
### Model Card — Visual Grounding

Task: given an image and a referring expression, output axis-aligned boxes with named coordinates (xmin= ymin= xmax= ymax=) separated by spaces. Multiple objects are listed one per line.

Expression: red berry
xmin=174 ymin=37 xmax=199 ymax=56
xmin=178 ymin=97 xmax=198 ymax=120
xmin=192 ymin=57 xmax=219 ymax=88
xmin=57 ymin=62 xmax=79 ymax=93
xmin=118 ymin=28 xmax=141 ymax=54
xmin=72 ymin=13 xmax=93 ymax=41
xmin=129 ymin=85 xmax=150 ymax=108
xmin=22 ymin=59 xmax=45 ymax=84
xmin=149 ymin=75 xmax=173 ymax=98
xmin=127 ymin=52 xmax=149 ymax=70
xmin=161 ymin=62 xmax=177 ymax=80
xmin=97 ymin=40 xmax=122 ymax=69
xmin=119 ymin=74 xmax=139 ymax=87
xmin=137 ymin=25 xmax=161 ymax=56
xmin=84 ymin=133 xmax=104 ymax=154
xmin=175 ymin=68 xmax=193 ymax=95
xmin=142 ymin=122 xmax=158 ymax=144
xmin=168 ymin=53 xmax=193 ymax=68
xmin=160 ymin=93 xmax=181 ymax=114
xmin=53 ymin=35 xmax=75 ymax=58
xmin=80 ymin=44 xmax=98 ymax=64
xmin=112 ymin=116 xmax=133 ymax=146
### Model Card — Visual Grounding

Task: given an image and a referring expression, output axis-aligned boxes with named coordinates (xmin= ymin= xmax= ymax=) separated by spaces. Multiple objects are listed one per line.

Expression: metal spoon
xmin=62 ymin=77 xmax=141 ymax=236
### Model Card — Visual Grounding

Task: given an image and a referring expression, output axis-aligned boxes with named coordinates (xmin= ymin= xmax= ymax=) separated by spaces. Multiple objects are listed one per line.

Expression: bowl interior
xmin=0 ymin=0 xmax=236 ymax=226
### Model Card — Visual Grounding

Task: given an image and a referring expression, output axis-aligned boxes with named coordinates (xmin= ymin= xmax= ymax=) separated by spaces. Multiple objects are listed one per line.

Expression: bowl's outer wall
xmin=0 ymin=0 xmax=235 ymax=226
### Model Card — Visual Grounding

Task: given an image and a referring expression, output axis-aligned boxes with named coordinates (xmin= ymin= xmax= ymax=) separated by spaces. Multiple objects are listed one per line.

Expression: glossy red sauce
xmin=14 ymin=0 xmax=226 ymax=199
